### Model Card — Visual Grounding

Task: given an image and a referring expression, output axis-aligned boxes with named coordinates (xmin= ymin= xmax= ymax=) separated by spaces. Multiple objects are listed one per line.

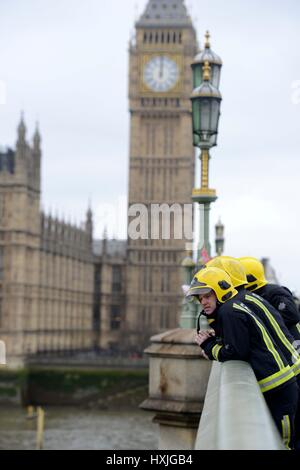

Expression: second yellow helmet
xmin=206 ymin=256 xmax=248 ymax=288
xmin=238 ymin=257 xmax=267 ymax=291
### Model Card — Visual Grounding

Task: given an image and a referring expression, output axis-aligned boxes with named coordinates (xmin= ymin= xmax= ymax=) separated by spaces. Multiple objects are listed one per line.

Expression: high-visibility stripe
xmin=233 ymin=303 xmax=252 ymax=314
xmin=233 ymin=303 xmax=285 ymax=370
xmin=296 ymin=323 xmax=300 ymax=335
xmin=249 ymin=315 xmax=285 ymax=370
xmin=291 ymin=360 xmax=300 ymax=376
xmin=281 ymin=415 xmax=291 ymax=450
xmin=207 ymin=319 xmax=215 ymax=325
xmin=245 ymin=294 xmax=300 ymax=362
xmin=258 ymin=366 xmax=295 ymax=393
xmin=212 ymin=344 xmax=222 ymax=361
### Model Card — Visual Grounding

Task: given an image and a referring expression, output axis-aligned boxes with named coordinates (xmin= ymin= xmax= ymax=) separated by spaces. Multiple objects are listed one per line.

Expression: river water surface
xmin=0 ymin=407 xmax=159 ymax=450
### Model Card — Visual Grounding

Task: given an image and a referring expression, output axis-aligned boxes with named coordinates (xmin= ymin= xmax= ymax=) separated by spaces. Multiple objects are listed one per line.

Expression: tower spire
xmin=33 ymin=121 xmax=41 ymax=152
xmin=17 ymin=111 xmax=26 ymax=146
xmin=85 ymin=201 xmax=93 ymax=243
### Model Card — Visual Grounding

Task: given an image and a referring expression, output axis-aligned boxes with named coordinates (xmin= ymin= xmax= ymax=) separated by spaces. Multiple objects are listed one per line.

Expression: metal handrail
xmin=195 ymin=361 xmax=286 ymax=450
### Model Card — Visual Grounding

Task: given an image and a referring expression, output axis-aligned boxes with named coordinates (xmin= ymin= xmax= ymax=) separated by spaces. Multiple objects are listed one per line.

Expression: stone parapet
xmin=140 ymin=328 xmax=211 ymax=450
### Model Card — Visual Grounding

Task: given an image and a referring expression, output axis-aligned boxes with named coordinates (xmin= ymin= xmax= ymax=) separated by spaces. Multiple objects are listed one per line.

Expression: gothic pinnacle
xmin=33 ymin=122 xmax=41 ymax=150
xmin=17 ymin=111 xmax=26 ymax=144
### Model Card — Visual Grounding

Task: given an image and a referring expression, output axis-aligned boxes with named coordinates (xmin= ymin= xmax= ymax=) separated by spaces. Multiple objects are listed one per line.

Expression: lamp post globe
xmin=191 ymin=61 xmax=222 ymax=150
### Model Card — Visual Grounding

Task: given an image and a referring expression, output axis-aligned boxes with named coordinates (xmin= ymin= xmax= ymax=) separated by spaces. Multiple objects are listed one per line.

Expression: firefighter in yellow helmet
xmin=239 ymin=257 xmax=300 ymax=343
xmin=187 ymin=267 xmax=298 ymax=449
xmin=209 ymin=258 xmax=300 ymax=373
xmin=211 ymin=256 xmax=300 ymax=449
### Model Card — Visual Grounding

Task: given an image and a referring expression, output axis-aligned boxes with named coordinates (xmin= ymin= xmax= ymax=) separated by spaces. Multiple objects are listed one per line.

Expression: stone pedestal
xmin=140 ymin=328 xmax=211 ymax=450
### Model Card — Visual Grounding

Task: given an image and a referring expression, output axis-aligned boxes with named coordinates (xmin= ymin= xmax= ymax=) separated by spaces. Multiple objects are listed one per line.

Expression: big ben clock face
xmin=143 ymin=56 xmax=179 ymax=93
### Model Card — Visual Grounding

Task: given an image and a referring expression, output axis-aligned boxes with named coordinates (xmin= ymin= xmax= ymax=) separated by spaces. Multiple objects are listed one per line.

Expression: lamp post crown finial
xmin=205 ymin=31 xmax=211 ymax=49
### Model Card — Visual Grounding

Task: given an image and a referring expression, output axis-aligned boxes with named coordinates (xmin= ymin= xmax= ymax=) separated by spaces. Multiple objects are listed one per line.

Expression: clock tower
xmin=125 ymin=0 xmax=198 ymax=350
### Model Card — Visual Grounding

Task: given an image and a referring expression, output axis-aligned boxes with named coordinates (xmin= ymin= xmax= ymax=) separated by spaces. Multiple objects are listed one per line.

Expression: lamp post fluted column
xmin=192 ymin=147 xmax=218 ymax=263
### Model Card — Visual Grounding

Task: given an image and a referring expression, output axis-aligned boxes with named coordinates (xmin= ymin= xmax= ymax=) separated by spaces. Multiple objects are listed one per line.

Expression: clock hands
xmin=159 ymin=56 xmax=164 ymax=79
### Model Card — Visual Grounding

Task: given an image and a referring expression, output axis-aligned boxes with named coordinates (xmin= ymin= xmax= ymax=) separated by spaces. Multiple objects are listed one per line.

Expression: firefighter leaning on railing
xmin=187 ymin=265 xmax=299 ymax=450
xmin=205 ymin=257 xmax=300 ymax=450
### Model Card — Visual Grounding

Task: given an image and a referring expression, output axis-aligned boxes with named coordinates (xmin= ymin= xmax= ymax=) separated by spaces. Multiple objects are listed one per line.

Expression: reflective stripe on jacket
xmin=201 ymin=297 xmax=296 ymax=394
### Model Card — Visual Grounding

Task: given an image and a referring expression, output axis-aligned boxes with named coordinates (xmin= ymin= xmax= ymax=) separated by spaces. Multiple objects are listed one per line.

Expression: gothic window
xmin=0 ymin=247 xmax=3 ymax=280
xmin=161 ymin=269 xmax=165 ymax=293
xmin=164 ymin=125 xmax=168 ymax=155
xmin=147 ymin=308 xmax=152 ymax=328
xmin=146 ymin=123 xmax=150 ymax=155
xmin=0 ymin=195 xmax=4 ymax=224
xmin=112 ymin=266 xmax=122 ymax=292
xmin=143 ymin=266 xmax=147 ymax=292
xmin=166 ymin=309 xmax=170 ymax=329
xmin=149 ymin=271 xmax=152 ymax=293
xmin=110 ymin=305 xmax=121 ymax=330
xmin=160 ymin=307 xmax=164 ymax=329
xmin=170 ymin=123 xmax=174 ymax=155
xmin=166 ymin=269 xmax=171 ymax=292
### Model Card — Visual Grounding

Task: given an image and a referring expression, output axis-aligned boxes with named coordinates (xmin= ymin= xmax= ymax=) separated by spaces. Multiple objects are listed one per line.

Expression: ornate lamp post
xmin=191 ymin=33 xmax=223 ymax=264
xmin=215 ymin=219 xmax=225 ymax=256
xmin=180 ymin=34 xmax=223 ymax=328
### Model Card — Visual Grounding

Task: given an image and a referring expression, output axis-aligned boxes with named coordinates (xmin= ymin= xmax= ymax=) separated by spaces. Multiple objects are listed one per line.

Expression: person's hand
xmin=199 ymin=349 xmax=209 ymax=360
xmin=195 ymin=331 xmax=213 ymax=360
xmin=195 ymin=330 xmax=211 ymax=346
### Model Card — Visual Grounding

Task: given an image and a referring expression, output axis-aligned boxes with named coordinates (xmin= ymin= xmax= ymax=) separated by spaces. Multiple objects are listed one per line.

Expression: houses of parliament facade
xmin=0 ymin=0 xmax=199 ymax=366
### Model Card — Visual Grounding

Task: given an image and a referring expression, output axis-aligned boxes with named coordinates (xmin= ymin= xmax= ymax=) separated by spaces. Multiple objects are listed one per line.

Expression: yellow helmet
xmin=206 ymin=256 xmax=247 ymax=288
xmin=186 ymin=267 xmax=238 ymax=303
xmin=238 ymin=257 xmax=268 ymax=291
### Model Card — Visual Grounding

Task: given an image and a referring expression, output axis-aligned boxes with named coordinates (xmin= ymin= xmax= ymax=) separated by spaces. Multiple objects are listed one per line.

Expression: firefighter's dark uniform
xmin=241 ymin=284 xmax=300 ymax=450
xmin=236 ymin=288 xmax=300 ymax=377
xmin=255 ymin=284 xmax=300 ymax=344
xmin=201 ymin=296 xmax=298 ymax=449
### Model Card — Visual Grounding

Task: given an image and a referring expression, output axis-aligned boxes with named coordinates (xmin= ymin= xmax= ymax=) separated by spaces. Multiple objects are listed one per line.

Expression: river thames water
xmin=0 ymin=407 xmax=159 ymax=450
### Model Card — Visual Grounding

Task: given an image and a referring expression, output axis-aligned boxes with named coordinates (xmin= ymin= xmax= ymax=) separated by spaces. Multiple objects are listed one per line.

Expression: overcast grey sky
xmin=0 ymin=0 xmax=299 ymax=290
